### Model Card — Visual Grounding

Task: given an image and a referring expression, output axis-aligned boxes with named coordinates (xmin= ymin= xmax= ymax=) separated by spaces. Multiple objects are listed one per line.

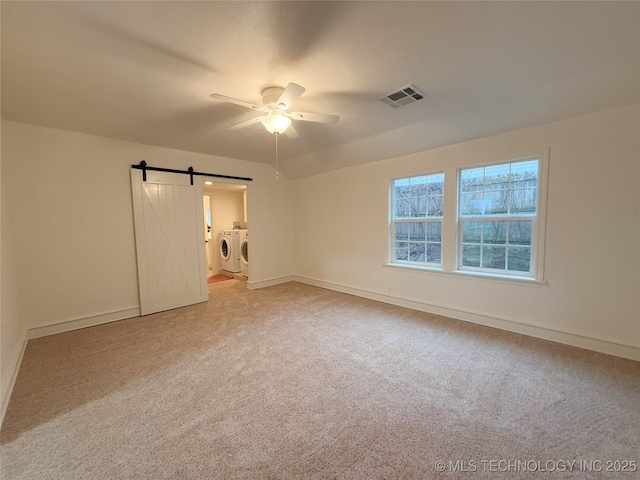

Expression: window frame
xmin=386 ymin=149 xmax=549 ymax=285
xmin=389 ymin=171 xmax=445 ymax=268
xmin=457 ymin=157 xmax=541 ymax=278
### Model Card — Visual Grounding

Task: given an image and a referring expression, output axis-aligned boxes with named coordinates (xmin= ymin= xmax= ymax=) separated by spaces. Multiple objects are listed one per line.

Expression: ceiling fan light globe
xmin=261 ymin=113 xmax=291 ymax=135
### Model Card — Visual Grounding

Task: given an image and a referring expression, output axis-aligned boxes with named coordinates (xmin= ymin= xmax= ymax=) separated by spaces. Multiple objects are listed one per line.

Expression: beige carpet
xmin=1 ymin=281 xmax=639 ymax=479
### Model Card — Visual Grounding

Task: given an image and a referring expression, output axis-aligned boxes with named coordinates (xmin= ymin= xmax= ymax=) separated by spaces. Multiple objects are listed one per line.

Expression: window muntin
xmin=458 ymin=159 xmax=539 ymax=276
xmin=392 ymin=173 xmax=444 ymax=265
xmin=461 ymin=220 xmax=532 ymax=271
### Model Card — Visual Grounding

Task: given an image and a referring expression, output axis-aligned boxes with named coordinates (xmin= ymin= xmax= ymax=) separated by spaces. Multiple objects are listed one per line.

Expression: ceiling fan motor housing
xmin=262 ymin=87 xmax=286 ymax=109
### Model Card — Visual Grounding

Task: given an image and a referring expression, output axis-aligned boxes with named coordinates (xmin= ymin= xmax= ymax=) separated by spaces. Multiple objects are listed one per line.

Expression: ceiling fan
xmin=210 ymin=83 xmax=339 ymax=138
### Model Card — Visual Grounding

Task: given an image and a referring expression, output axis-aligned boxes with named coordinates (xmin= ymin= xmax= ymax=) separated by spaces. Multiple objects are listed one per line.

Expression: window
xmin=391 ymin=173 xmax=444 ymax=265
xmin=387 ymin=151 xmax=547 ymax=283
xmin=459 ymin=159 xmax=539 ymax=276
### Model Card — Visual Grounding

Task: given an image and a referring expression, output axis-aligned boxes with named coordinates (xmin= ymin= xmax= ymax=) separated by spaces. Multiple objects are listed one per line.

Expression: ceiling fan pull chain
xmin=275 ymin=133 xmax=279 ymax=180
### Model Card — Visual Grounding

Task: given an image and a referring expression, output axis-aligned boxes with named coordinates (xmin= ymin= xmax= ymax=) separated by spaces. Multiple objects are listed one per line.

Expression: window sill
xmin=382 ymin=263 xmax=546 ymax=287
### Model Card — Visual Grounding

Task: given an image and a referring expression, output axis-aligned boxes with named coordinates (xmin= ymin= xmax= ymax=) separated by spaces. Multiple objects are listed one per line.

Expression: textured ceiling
xmin=2 ymin=1 xmax=639 ymax=179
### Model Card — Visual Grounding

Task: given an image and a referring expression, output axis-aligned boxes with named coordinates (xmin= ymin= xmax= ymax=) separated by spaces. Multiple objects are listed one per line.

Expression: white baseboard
xmin=28 ymin=307 xmax=141 ymax=339
xmin=1 ymin=330 xmax=28 ymax=426
xmin=247 ymin=275 xmax=295 ymax=290
xmin=293 ymin=275 xmax=640 ymax=362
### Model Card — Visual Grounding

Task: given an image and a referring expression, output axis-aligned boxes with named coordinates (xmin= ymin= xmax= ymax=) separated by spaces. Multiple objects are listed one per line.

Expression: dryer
xmin=219 ymin=230 xmax=241 ymax=273
xmin=239 ymin=230 xmax=249 ymax=278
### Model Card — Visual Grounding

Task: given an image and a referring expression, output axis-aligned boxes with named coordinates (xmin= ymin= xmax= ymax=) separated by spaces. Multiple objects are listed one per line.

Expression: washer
xmin=219 ymin=230 xmax=241 ymax=273
xmin=239 ymin=230 xmax=249 ymax=278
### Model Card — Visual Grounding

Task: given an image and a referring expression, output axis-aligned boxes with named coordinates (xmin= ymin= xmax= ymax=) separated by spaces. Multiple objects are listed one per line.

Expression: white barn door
xmin=131 ymin=169 xmax=208 ymax=315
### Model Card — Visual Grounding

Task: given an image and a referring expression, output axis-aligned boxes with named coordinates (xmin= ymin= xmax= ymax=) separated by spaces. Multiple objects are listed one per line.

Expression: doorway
xmin=131 ymin=169 xmax=209 ymax=315
xmin=202 ymin=180 xmax=248 ymax=281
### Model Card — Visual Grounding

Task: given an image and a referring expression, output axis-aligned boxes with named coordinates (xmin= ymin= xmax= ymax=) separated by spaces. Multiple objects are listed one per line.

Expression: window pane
xmin=393 ymin=178 xmax=410 ymax=198
xmin=427 ymin=222 xmax=441 ymax=242
xmin=395 ymin=241 xmax=408 ymax=261
xmin=461 ymin=167 xmax=483 ymax=193
xmin=482 ymin=246 xmax=506 ymax=269
xmin=428 ymin=195 xmax=443 ymax=216
xmin=460 ymin=160 xmax=538 ymax=218
xmin=409 ymin=176 xmax=427 ymax=197
xmin=462 ymin=221 xmax=482 ymax=243
xmin=394 ymin=221 xmax=441 ymax=264
xmin=462 ymin=245 xmax=481 ymax=267
xmin=485 ymin=163 xmax=510 ymax=188
xmin=510 ymin=188 xmax=537 ymax=214
xmin=511 ymin=160 xmax=538 ymax=188
xmin=394 ymin=199 xmax=410 ymax=218
xmin=484 ymin=190 xmax=508 ymax=215
xmin=483 ymin=221 xmax=506 ymax=244
xmin=410 ymin=222 xmax=426 ymax=241
xmin=507 ymin=246 xmax=531 ymax=272
xmin=395 ymin=222 xmax=408 ymax=241
xmin=427 ymin=173 xmax=444 ymax=194
xmin=411 ymin=197 xmax=427 ymax=217
xmin=427 ymin=243 xmax=441 ymax=263
xmin=409 ymin=242 xmax=425 ymax=262
xmin=507 ymin=220 xmax=532 ymax=245
xmin=460 ymin=193 xmax=484 ymax=215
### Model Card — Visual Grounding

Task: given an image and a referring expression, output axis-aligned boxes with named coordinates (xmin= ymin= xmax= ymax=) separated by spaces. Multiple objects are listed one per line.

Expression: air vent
xmin=380 ymin=84 xmax=426 ymax=109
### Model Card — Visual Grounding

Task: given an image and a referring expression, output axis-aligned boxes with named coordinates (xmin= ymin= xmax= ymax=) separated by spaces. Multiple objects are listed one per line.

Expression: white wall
xmin=212 ymin=190 xmax=244 ymax=234
xmin=293 ymin=104 xmax=640 ymax=355
xmin=0 ymin=120 xmax=295 ymax=411
xmin=1 ymin=132 xmax=29 ymax=420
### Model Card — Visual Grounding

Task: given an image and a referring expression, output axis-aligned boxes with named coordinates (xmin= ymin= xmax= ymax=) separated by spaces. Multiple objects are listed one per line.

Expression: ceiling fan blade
xmin=284 ymin=124 xmax=300 ymax=139
xmin=229 ymin=115 xmax=265 ymax=130
xmin=277 ymin=83 xmax=306 ymax=110
xmin=210 ymin=93 xmax=267 ymax=112
xmin=290 ymin=111 xmax=339 ymax=124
